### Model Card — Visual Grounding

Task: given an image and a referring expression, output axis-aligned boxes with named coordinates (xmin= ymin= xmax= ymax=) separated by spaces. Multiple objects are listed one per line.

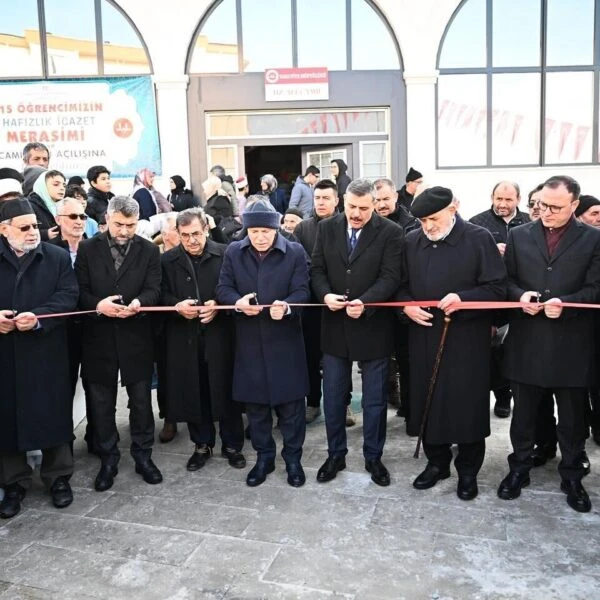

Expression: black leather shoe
xmin=497 ymin=471 xmax=530 ymax=500
xmin=493 ymin=399 xmax=511 ymax=418
xmin=135 ymin=459 xmax=163 ymax=484
xmin=0 ymin=483 xmax=26 ymax=519
xmin=94 ymin=464 xmax=118 ymax=492
xmin=186 ymin=444 xmax=212 ymax=471
xmin=286 ymin=463 xmax=306 ymax=487
xmin=316 ymin=455 xmax=346 ymax=483
xmin=365 ymin=458 xmax=390 ymax=486
xmin=531 ymin=444 xmax=557 ymax=467
xmin=412 ymin=464 xmax=450 ymax=490
xmin=561 ymin=479 xmax=591 ymax=513
xmin=579 ymin=450 xmax=591 ymax=476
xmin=50 ymin=476 xmax=73 ymax=509
xmin=246 ymin=460 xmax=275 ymax=487
xmin=457 ymin=475 xmax=478 ymax=500
xmin=221 ymin=447 xmax=246 ymax=469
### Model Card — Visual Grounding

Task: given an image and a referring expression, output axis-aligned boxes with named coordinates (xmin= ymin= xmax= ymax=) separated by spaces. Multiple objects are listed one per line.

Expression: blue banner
xmin=0 ymin=76 xmax=161 ymax=178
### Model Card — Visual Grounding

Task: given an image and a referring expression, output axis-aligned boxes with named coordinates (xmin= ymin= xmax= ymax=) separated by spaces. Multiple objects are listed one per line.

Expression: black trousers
xmin=246 ymin=399 xmax=305 ymax=465
xmin=85 ymin=379 xmax=154 ymax=467
xmin=423 ymin=440 xmax=485 ymax=477
xmin=0 ymin=444 xmax=73 ymax=488
xmin=588 ymin=387 xmax=600 ymax=431
xmin=534 ymin=390 xmax=557 ymax=448
xmin=302 ymin=308 xmax=323 ymax=408
xmin=509 ymin=382 xmax=588 ymax=480
xmin=188 ymin=414 xmax=244 ymax=451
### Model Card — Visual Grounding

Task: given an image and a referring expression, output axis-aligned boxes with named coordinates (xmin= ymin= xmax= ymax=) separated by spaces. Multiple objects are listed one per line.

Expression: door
xmin=302 ymin=145 xmax=352 ymax=181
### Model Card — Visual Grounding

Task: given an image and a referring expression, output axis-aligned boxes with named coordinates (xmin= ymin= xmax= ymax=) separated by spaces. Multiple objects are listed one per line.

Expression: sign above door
xmin=264 ymin=67 xmax=329 ymax=102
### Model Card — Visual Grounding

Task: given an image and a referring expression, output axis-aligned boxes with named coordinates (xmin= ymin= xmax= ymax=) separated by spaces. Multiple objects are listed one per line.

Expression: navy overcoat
xmin=216 ymin=234 xmax=310 ymax=406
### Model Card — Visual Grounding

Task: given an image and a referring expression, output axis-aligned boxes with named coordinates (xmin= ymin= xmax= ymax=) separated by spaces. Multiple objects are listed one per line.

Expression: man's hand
xmin=13 ymin=311 xmax=38 ymax=331
xmin=346 ymin=299 xmax=364 ymax=319
xmin=47 ymin=226 xmax=60 ymax=240
xmin=0 ymin=310 xmax=16 ymax=334
xmin=269 ymin=300 xmax=288 ymax=321
xmin=199 ymin=300 xmax=218 ymax=324
xmin=438 ymin=293 xmax=461 ymax=315
xmin=520 ymin=291 xmax=543 ymax=316
xmin=96 ymin=295 xmax=127 ymax=318
xmin=324 ymin=293 xmax=347 ymax=312
xmin=404 ymin=306 xmax=433 ymax=327
xmin=176 ymin=298 xmax=199 ymax=320
xmin=118 ymin=298 xmax=141 ymax=318
xmin=544 ymin=297 xmax=563 ymax=319
xmin=496 ymin=243 xmax=506 ymax=256
xmin=235 ymin=293 xmax=262 ymax=316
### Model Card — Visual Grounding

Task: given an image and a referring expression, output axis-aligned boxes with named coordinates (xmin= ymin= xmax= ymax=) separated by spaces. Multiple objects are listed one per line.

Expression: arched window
xmin=0 ymin=0 xmax=151 ymax=79
xmin=437 ymin=0 xmax=597 ymax=167
xmin=187 ymin=0 xmax=401 ymax=74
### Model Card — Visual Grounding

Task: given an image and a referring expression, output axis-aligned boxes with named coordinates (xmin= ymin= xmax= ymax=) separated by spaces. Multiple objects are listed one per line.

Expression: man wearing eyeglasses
xmin=0 ymin=198 xmax=79 ymax=519
xmin=160 ymin=208 xmax=244 ymax=472
xmin=75 ymin=196 xmax=162 ymax=492
xmin=499 ymin=175 xmax=600 ymax=513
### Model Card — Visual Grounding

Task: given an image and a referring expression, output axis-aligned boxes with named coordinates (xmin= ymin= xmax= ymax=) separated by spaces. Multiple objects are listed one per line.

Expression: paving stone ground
xmin=1 ymin=376 xmax=599 ymax=600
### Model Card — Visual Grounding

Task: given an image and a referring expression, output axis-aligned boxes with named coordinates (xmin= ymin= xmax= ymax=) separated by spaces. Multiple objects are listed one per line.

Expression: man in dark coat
xmin=160 ymin=208 xmax=244 ymax=471
xmin=398 ymin=187 xmax=507 ymax=500
xmin=396 ymin=167 xmax=423 ymax=211
xmin=498 ymin=175 xmax=600 ymax=513
xmin=75 ymin=196 xmax=162 ymax=492
xmin=294 ymin=179 xmax=339 ymax=424
xmin=469 ymin=181 xmax=531 ymax=419
xmin=311 ymin=178 xmax=404 ymax=487
xmin=217 ymin=200 xmax=311 ymax=488
xmin=374 ymin=178 xmax=419 ymax=421
xmin=0 ymin=198 xmax=79 ymax=519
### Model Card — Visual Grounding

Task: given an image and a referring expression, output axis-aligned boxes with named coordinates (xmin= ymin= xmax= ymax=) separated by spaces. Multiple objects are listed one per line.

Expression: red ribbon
xmin=29 ymin=300 xmax=600 ymax=320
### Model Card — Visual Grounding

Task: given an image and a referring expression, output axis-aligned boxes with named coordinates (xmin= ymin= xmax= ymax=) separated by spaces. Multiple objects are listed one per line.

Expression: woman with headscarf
xmin=260 ymin=174 xmax=288 ymax=214
xmin=330 ymin=159 xmax=351 ymax=209
xmin=168 ymin=175 xmax=199 ymax=212
xmin=132 ymin=168 xmax=172 ymax=220
xmin=28 ymin=169 xmax=66 ymax=240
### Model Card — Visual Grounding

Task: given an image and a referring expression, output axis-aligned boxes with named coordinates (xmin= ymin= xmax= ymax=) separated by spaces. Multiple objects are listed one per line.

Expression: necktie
xmin=349 ymin=228 xmax=358 ymax=253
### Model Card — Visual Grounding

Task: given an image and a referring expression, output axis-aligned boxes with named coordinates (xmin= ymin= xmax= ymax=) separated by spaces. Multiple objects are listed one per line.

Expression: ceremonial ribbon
xmin=25 ymin=299 xmax=600 ymax=320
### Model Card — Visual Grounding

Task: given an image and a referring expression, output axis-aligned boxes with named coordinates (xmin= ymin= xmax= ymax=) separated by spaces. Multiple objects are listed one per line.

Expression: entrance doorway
xmin=244 ymin=144 xmax=353 ymax=200
xmin=244 ymin=145 xmax=301 ymax=198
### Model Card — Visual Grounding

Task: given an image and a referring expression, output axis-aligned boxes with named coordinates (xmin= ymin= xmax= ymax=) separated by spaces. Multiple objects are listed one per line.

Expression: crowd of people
xmin=1 ymin=141 xmax=599 ymax=522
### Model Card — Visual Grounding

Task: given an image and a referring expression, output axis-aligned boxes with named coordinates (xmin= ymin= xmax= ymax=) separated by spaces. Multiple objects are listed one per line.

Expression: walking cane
xmin=414 ymin=316 xmax=452 ymax=459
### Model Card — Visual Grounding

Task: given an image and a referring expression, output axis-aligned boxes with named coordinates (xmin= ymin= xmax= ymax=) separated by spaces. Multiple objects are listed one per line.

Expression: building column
xmin=152 ymin=75 xmax=190 ymax=185
xmin=403 ymin=71 xmax=439 ymax=183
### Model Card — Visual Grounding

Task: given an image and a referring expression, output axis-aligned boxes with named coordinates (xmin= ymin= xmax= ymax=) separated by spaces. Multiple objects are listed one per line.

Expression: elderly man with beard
xmin=0 ymin=198 xmax=78 ymax=518
xmin=75 ymin=196 xmax=162 ymax=492
xmin=398 ymin=187 xmax=507 ymax=500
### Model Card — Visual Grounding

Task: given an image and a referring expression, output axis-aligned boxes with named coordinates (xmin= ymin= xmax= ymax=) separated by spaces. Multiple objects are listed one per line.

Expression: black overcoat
xmin=216 ymin=234 xmax=310 ymax=406
xmin=74 ymin=232 xmax=161 ymax=385
xmin=160 ymin=242 xmax=237 ymax=422
xmin=311 ymin=212 xmax=404 ymax=360
xmin=398 ymin=216 xmax=507 ymax=443
xmin=503 ymin=218 xmax=600 ymax=387
xmin=0 ymin=239 xmax=79 ymax=452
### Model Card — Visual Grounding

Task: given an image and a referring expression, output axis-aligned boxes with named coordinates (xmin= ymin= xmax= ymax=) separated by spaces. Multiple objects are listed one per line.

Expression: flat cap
xmin=410 ymin=186 xmax=454 ymax=218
